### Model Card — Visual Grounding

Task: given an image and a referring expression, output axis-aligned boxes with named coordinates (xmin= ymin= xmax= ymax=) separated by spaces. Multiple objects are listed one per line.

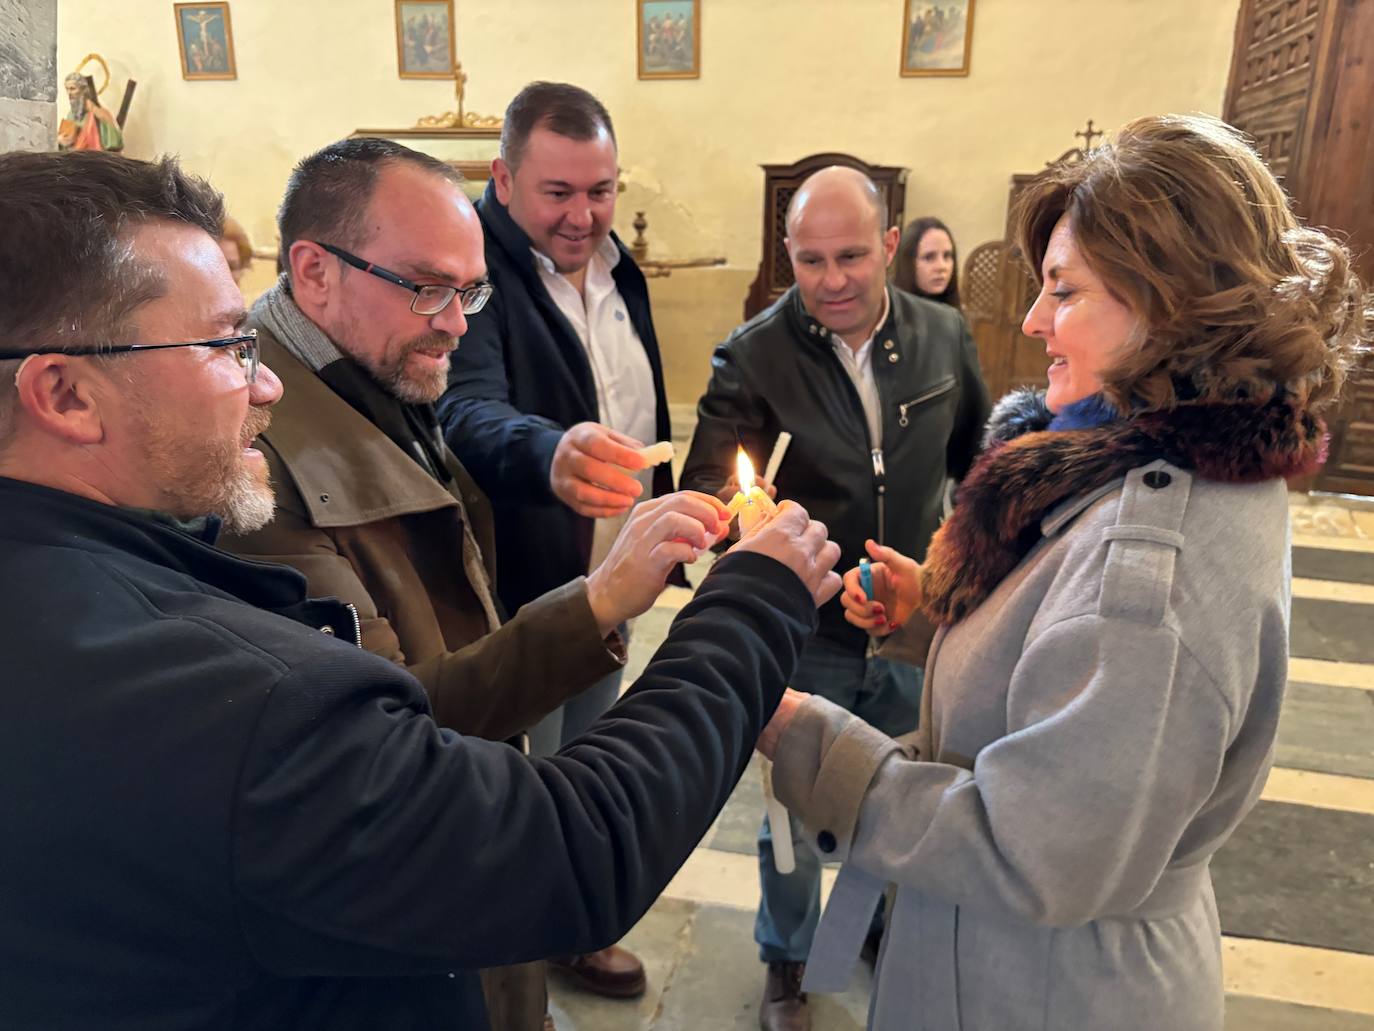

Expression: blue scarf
xmin=1047 ymin=393 xmax=1119 ymax=432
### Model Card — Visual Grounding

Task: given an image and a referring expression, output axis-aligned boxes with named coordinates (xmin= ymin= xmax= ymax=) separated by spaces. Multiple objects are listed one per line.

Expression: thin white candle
xmin=756 ymin=432 xmax=795 ymax=874
xmin=762 ymin=431 xmax=792 ymax=485
xmin=760 ymin=756 xmax=796 ymax=874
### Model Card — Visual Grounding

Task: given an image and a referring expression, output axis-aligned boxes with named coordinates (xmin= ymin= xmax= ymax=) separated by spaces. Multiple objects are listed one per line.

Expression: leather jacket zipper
xmin=897 ymin=377 xmax=956 ymax=427
xmin=824 ymin=343 xmax=890 ymax=548
xmin=345 ymin=602 xmax=362 ymax=648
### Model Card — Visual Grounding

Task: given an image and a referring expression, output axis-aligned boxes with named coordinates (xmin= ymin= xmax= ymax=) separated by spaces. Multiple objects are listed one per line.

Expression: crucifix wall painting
xmin=396 ymin=0 xmax=456 ymax=79
xmin=901 ymin=0 xmax=975 ymax=77
xmin=174 ymin=3 xmax=236 ymax=81
xmin=638 ymin=0 xmax=700 ymax=80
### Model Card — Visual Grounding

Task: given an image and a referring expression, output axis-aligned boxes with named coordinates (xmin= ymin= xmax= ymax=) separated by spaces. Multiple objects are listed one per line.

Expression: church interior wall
xmin=57 ymin=0 xmax=1240 ymax=402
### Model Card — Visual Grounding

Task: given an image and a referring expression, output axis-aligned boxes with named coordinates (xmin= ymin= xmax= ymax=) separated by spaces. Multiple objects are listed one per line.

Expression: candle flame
xmin=736 ymin=447 xmax=755 ymax=492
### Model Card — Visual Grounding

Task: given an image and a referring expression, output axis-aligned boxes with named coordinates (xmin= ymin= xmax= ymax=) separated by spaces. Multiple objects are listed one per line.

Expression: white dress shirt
xmin=534 ymin=239 xmax=657 ymax=571
xmin=828 ymin=289 xmax=891 ymax=450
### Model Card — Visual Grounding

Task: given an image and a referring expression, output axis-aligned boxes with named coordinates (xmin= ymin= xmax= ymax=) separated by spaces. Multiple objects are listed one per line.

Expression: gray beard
xmin=216 ymin=469 xmax=276 ymax=534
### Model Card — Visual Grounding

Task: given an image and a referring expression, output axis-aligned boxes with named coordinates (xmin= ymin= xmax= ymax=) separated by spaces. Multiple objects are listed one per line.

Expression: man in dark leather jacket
xmin=681 ymin=167 xmax=990 ymax=1031
xmin=0 ymin=149 xmax=841 ymax=1031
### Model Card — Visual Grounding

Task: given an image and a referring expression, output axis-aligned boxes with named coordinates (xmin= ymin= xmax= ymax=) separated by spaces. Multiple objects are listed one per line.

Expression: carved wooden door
xmin=1224 ymin=0 xmax=1374 ymax=495
xmin=966 ymin=173 xmax=1048 ymax=402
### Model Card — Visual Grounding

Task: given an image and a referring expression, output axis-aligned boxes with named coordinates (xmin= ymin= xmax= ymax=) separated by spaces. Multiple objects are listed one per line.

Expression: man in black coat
xmin=438 ymin=81 xmax=674 ymax=995
xmin=0 ymin=149 xmax=840 ymax=1031
xmin=681 ymin=167 xmax=991 ymax=1031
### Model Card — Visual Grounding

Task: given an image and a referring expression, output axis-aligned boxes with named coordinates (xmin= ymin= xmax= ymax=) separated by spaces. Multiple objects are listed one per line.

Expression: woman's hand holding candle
xmin=840 ymin=538 xmax=925 ymax=636
xmin=756 ymin=687 xmax=809 ymax=761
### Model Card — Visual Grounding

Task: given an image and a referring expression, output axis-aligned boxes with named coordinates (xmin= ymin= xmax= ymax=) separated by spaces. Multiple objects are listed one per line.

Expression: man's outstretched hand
xmin=585 ymin=491 xmax=731 ymax=636
xmin=551 ymin=421 xmax=649 ymax=518
xmin=729 ymin=501 xmax=841 ymax=609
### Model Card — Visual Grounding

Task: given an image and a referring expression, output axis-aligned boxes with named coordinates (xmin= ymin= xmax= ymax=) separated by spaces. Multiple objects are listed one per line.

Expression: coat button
xmin=887 ymin=353 xmax=900 ymax=363
xmin=320 ymin=625 xmax=335 ymax=636
xmin=319 ymin=493 xmax=330 ymax=503
xmin=1142 ymin=470 xmax=1172 ymax=489
xmin=883 ymin=339 xmax=895 ymax=350
xmin=817 ymin=830 xmax=837 ymax=854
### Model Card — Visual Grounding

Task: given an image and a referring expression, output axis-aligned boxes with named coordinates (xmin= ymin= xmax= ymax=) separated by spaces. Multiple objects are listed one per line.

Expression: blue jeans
xmin=528 ymin=623 xmax=628 ymax=755
xmin=755 ymin=635 xmax=923 ymax=963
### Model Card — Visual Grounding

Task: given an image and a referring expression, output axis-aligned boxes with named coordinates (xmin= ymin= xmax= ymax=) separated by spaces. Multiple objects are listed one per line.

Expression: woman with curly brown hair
xmin=755 ymin=114 xmax=1369 ymax=1030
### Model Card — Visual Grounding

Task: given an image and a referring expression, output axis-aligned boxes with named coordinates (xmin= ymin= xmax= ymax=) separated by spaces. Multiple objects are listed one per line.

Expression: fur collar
xmin=921 ymin=391 xmax=1327 ymax=626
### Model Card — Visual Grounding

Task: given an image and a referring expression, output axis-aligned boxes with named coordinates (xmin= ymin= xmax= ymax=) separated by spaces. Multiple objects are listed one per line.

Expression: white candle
xmin=737 ymin=486 xmax=776 ymax=537
xmin=731 ymin=448 xmax=777 ymax=537
xmin=637 ymin=440 xmax=675 ymax=467
xmin=762 ymin=431 xmax=792 ymax=484
xmin=760 ymin=756 xmax=796 ymax=874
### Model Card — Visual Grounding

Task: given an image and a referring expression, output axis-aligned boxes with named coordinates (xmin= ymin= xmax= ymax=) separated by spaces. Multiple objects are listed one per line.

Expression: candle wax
xmin=637 ymin=441 xmax=675 ymax=466
xmin=737 ymin=486 xmax=776 ymax=537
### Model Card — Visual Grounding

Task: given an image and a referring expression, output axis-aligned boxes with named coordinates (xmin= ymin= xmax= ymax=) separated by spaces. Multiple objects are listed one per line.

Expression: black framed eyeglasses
xmin=315 ymin=241 xmax=493 ymax=317
xmin=0 ymin=330 xmax=261 ymax=384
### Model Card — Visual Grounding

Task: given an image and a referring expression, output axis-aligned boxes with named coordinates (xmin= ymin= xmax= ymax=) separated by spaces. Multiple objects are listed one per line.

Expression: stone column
xmin=0 ymin=0 xmax=58 ymax=151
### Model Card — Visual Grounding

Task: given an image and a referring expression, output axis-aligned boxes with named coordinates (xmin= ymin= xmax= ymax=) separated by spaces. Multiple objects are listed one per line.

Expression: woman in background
xmin=893 ymin=215 xmax=960 ymax=308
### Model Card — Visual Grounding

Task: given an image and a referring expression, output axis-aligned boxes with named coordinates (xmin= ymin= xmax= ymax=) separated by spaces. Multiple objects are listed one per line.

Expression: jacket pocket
xmin=896 ymin=376 xmax=956 ymax=427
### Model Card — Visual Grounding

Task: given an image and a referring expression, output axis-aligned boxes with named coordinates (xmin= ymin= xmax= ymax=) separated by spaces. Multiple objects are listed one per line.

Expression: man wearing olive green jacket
xmin=224 ymin=137 xmax=711 ymax=1031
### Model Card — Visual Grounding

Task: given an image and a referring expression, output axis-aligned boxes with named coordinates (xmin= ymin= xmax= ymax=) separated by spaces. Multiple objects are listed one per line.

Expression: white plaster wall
xmin=57 ymin=0 xmax=1241 ymax=399
xmin=1 ymin=0 xmax=58 ymax=151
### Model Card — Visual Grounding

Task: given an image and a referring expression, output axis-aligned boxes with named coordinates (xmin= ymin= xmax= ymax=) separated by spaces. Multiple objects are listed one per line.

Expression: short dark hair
xmin=893 ymin=216 xmax=960 ymax=308
xmin=499 ymin=81 xmax=616 ymax=172
xmin=276 ymin=137 xmax=465 ymax=275
xmin=0 ymin=150 xmax=223 ymax=351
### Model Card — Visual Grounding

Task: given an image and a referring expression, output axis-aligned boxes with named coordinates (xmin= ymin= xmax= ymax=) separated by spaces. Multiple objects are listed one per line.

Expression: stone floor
xmin=549 ymin=426 xmax=1374 ymax=1029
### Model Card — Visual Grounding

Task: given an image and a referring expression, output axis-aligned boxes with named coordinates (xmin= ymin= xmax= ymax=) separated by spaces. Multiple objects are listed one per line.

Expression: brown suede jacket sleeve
xmin=225 ymin=455 xmax=624 ymax=743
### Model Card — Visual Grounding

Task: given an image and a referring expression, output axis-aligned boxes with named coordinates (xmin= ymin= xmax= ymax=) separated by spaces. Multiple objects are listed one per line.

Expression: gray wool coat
xmin=772 ymin=459 xmax=1290 ymax=1030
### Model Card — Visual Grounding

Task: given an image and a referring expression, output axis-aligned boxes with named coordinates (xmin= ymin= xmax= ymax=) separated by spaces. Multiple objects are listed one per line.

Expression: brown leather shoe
xmin=759 ymin=961 xmax=809 ymax=1031
xmin=549 ymin=946 xmax=647 ymax=998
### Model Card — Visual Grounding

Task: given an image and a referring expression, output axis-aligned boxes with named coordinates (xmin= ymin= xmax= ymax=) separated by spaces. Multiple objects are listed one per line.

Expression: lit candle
xmin=727 ymin=447 xmax=776 ymax=536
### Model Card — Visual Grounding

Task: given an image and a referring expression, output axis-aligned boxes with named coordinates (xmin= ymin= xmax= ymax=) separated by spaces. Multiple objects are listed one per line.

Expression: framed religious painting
xmin=900 ymin=0 xmax=975 ymax=77
xmin=637 ymin=0 xmax=700 ymax=80
xmin=174 ymin=2 xmax=237 ymax=81
xmin=395 ymin=0 xmax=456 ymax=79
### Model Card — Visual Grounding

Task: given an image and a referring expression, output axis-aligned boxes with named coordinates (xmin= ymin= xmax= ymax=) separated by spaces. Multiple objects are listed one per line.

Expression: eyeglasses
xmin=315 ymin=242 xmax=493 ymax=317
xmin=0 ymin=330 xmax=261 ymax=384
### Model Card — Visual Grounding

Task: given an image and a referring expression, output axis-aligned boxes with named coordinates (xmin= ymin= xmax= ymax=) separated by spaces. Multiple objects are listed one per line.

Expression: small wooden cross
xmin=1075 ymin=119 xmax=1104 ymax=151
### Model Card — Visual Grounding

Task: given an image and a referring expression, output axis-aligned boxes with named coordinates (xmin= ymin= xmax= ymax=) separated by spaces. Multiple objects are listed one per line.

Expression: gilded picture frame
xmin=396 ymin=0 xmax=456 ymax=80
xmin=637 ymin=0 xmax=700 ymax=80
xmin=174 ymin=2 xmax=237 ymax=81
xmin=900 ymin=0 xmax=975 ymax=78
